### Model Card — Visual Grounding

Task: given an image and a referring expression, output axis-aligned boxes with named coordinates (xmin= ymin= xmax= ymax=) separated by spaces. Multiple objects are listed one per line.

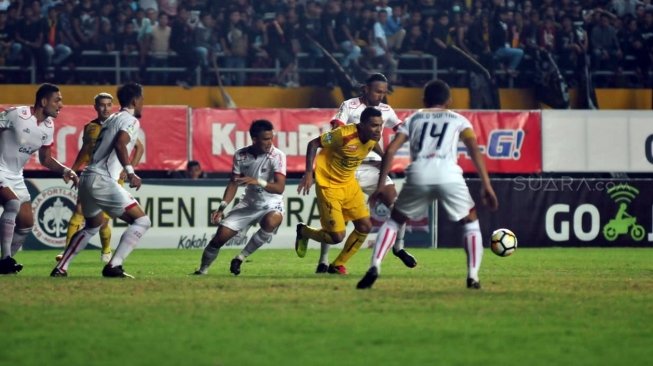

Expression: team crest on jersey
xmin=324 ymin=132 xmax=333 ymax=144
xmin=31 ymin=186 xmax=77 ymax=248
xmin=18 ymin=108 xmax=30 ymax=119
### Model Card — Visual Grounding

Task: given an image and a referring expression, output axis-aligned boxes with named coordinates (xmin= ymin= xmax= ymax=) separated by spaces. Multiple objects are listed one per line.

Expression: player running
xmin=315 ymin=73 xmax=416 ymax=274
xmin=295 ymin=107 xmax=383 ymax=274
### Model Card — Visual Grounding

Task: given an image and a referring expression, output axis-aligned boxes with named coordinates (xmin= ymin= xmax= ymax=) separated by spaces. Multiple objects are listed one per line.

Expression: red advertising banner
xmin=193 ymin=108 xmax=542 ymax=174
xmin=1 ymin=105 xmax=188 ymax=171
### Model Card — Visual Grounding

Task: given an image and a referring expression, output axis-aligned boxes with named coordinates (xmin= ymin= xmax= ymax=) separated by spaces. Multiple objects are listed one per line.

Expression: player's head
xmin=362 ymin=73 xmax=388 ymax=107
xmin=250 ymin=119 xmax=275 ymax=153
xmin=423 ymin=80 xmax=451 ymax=108
xmin=358 ymin=107 xmax=383 ymax=143
xmin=117 ymin=82 xmax=144 ymax=118
xmin=94 ymin=92 xmax=113 ymax=121
xmin=34 ymin=83 xmax=62 ymax=118
xmin=186 ymin=160 xmax=203 ymax=180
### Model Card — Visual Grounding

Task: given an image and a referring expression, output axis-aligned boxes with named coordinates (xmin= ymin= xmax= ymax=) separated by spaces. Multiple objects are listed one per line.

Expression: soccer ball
xmin=490 ymin=228 xmax=518 ymax=257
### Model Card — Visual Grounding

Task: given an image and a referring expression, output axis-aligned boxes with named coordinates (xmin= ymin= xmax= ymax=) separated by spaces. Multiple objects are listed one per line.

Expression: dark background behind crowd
xmin=0 ymin=0 xmax=651 ymax=88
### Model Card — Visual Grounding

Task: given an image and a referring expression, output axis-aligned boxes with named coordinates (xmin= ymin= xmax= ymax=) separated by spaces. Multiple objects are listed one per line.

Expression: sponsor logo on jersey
xmin=31 ymin=186 xmax=77 ymax=248
xmin=18 ymin=146 xmax=38 ymax=154
xmin=346 ymin=144 xmax=358 ymax=151
xmin=23 ymin=128 xmax=30 ymax=133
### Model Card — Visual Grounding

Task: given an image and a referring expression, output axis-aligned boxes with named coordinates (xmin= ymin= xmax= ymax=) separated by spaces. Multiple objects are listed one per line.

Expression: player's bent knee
xmin=354 ymin=218 xmax=373 ymax=234
xmin=133 ymin=215 xmax=151 ymax=230
xmin=329 ymin=232 xmax=346 ymax=243
xmin=260 ymin=212 xmax=283 ymax=231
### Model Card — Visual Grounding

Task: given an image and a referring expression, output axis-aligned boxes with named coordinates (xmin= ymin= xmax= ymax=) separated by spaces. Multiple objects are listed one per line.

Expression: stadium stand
xmin=0 ymin=0 xmax=651 ymax=89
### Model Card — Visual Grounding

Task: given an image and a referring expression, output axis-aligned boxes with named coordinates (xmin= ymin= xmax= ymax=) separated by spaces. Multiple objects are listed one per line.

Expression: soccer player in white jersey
xmin=315 ymin=73 xmax=416 ymax=274
xmin=357 ymin=80 xmax=499 ymax=290
xmin=0 ymin=83 xmax=78 ymax=275
xmin=194 ymin=119 xmax=286 ymax=276
xmin=50 ymin=83 xmax=151 ymax=278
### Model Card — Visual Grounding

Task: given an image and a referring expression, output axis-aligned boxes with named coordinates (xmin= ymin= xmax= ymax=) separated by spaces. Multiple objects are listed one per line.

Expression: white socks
xmin=11 ymin=227 xmax=31 ymax=256
xmin=57 ymin=225 xmax=101 ymax=271
xmin=239 ymin=228 xmax=273 ymax=260
xmin=463 ymin=220 xmax=483 ymax=281
xmin=1 ymin=199 xmax=20 ymax=259
xmin=370 ymin=218 xmax=400 ymax=273
xmin=109 ymin=215 xmax=151 ymax=267
xmin=393 ymin=222 xmax=406 ymax=252
xmin=199 ymin=244 xmax=220 ymax=273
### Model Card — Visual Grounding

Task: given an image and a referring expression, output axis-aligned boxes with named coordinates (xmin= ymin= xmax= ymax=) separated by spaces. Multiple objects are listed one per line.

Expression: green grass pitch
xmin=1 ymin=248 xmax=651 ymax=366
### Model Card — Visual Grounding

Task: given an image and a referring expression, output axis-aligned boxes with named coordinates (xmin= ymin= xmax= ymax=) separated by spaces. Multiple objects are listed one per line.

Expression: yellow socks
xmin=301 ymin=225 xmax=337 ymax=244
xmin=65 ymin=212 xmax=84 ymax=247
xmin=333 ymin=230 xmax=368 ymax=266
xmin=99 ymin=224 xmax=112 ymax=254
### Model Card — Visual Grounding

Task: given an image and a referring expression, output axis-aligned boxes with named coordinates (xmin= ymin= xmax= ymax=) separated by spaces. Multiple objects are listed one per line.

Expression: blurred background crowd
xmin=0 ymin=0 xmax=651 ymax=88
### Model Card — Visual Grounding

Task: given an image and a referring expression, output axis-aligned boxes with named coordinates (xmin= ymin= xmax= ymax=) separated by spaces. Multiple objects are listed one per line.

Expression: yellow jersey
xmin=314 ymin=124 xmax=376 ymax=188
xmin=78 ymin=119 xmax=103 ymax=165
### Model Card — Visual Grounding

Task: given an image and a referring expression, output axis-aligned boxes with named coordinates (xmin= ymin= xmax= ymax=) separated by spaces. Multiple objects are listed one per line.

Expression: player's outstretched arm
xmin=298 ymin=137 xmax=321 ymax=195
xmin=461 ymin=129 xmax=499 ymax=211
xmin=38 ymin=145 xmax=79 ymax=187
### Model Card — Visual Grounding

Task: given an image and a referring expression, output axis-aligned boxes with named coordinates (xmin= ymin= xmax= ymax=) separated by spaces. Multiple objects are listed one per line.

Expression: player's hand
xmin=119 ymin=170 xmax=128 ymax=182
xmin=297 ymin=174 xmax=313 ymax=195
xmin=367 ymin=189 xmax=383 ymax=208
xmin=234 ymin=176 xmax=257 ymax=186
xmin=481 ymin=185 xmax=499 ymax=211
xmin=210 ymin=210 xmax=224 ymax=224
xmin=128 ymin=173 xmax=142 ymax=191
xmin=63 ymin=168 xmax=79 ymax=189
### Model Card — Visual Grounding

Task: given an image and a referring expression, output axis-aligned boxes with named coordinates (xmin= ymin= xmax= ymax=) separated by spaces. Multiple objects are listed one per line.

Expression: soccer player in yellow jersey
xmin=55 ymin=93 xmax=143 ymax=263
xmin=295 ymin=107 xmax=383 ymax=274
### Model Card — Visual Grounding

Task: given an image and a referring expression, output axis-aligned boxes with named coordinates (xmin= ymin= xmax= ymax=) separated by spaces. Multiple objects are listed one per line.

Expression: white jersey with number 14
xmin=398 ymin=108 xmax=473 ymax=184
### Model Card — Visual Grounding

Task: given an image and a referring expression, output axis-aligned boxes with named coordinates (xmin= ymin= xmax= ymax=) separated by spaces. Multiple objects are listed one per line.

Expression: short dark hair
xmin=423 ymin=80 xmax=450 ymax=107
xmin=187 ymin=160 xmax=201 ymax=170
xmin=117 ymin=82 xmax=143 ymax=108
xmin=34 ymin=83 xmax=59 ymax=106
xmin=249 ymin=119 xmax=274 ymax=139
xmin=360 ymin=107 xmax=382 ymax=124
xmin=365 ymin=73 xmax=388 ymax=85
xmin=94 ymin=92 xmax=113 ymax=105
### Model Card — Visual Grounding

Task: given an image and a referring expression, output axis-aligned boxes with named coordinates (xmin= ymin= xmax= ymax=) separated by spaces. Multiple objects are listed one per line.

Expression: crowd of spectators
xmin=0 ymin=0 xmax=651 ymax=88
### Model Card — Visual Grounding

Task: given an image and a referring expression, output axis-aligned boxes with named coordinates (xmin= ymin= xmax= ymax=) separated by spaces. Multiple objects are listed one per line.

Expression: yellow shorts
xmin=316 ymin=183 xmax=369 ymax=233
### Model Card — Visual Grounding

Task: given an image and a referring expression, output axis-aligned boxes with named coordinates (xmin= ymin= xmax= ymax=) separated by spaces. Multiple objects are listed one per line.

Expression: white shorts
xmin=355 ymin=163 xmax=394 ymax=196
xmin=79 ymin=174 xmax=138 ymax=218
xmin=0 ymin=173 xmax=30 ymax=203
xmin=221 ymin=199 xmax=284 ymax=233
xmin=395 ymin=178 xmax=475 ymax=222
